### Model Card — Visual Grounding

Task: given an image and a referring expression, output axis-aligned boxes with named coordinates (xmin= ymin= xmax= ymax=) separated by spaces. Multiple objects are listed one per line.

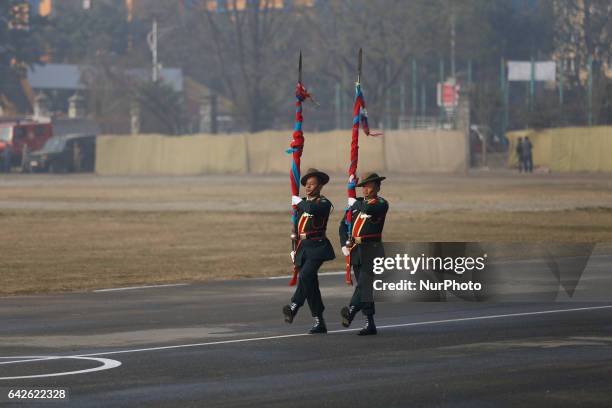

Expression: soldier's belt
xmin=299 ymin=231 xmax=326 ymax=240
xmin=353 ymin=234 xmax=382 ymax=244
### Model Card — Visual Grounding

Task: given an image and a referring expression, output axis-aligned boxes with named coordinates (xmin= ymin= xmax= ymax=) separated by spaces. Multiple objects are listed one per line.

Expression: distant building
xmin=22 ymin=63 xmax=233 ymax=134
xmin=27 ymin=63 xmax=183 ymax=93
xmin=24 ymin=63 xmax=183 ymax=117
xmin=27 ymin=0 xmax=317 ymax=19
xmin=26 ymin=0 xmax=132 ymax=18
xmin=203 ymin=0 xmax=315 ymax=12
xmin=27 ymin=0 xmax=52 ymax=16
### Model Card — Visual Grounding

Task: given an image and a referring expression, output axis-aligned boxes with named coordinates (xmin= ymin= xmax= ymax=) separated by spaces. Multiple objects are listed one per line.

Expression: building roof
xmin=28 ymin=64 xmax=87 ymax=90
xmin=143 ymin=67 xmax=183 ymax=92
xmin=183 ymin=76 xmax=232 ymax=114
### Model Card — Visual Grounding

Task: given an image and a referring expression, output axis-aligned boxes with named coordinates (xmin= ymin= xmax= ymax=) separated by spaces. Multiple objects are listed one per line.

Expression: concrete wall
xmin=96 ymin=130 xmax=467 ymax=176
xmin=507 ymin=127 xmax=612 ymax=172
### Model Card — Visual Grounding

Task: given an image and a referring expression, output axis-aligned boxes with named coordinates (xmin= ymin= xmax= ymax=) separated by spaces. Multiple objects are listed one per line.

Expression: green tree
xmin=554 ymin=0 xmax=611 ymax=124
xmin=136 ymin=81 xmax=186 ymax=135
xmin=0 ymin=1 xmax=47 ymax=74
xmin=554 ymin=0 xmax=611 ymax=84
xmin=45 ymin=0 xmax=132 ymax=63
xmin=0 ymin=1 xmax=47 ymax=113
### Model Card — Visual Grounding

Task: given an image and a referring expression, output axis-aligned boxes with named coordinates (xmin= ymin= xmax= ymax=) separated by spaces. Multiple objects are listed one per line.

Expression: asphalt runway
xmin=1 ymin=273 xmax=612 ymax=408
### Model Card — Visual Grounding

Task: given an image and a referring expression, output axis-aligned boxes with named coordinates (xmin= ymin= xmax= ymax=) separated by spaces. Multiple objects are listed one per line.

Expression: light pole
xmin=450 ymin=9 xmax=456 ymax=78
xmin=147 ymin=18 xmax=160 ymax=82
xmin=147 ymin=18 xmax=179 ymax=83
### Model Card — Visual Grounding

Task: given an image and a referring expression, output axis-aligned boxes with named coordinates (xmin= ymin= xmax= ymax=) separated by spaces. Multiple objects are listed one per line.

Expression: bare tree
xmin=180 ymin=0 xmax=303 ymax=132
xmin=554 ymin=0 xmax=611 ymax=123
xmin=554 ymin=0 xmax=611 ymax=84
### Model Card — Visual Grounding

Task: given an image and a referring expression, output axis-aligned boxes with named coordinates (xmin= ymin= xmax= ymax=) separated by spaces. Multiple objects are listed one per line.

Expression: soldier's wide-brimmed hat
xmin=357 ymin=172 xmax=386 ymax=187
xmin=301 ymin=168 xmax=330 ymax=186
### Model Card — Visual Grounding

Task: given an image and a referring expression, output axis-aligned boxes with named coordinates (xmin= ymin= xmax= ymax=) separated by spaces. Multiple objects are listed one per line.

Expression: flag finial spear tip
xmin=357 ymin=48 xmax=363 ymax=84
xmin=298 ymin=51 xmax=302 ymax=83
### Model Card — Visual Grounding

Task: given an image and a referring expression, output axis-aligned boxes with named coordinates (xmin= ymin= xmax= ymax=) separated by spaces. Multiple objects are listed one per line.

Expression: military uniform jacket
xmin=294 ymin=195 xmax=336 ymax=266
xmin=523 ymin=140 xmax=533 ymax=156
xmin=339 ymin=196 xmax=389 ymax=265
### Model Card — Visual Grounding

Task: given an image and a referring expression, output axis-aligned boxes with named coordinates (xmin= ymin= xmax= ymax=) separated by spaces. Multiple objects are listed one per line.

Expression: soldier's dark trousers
xmin=291 ymin=258 xmax=325 ymax=317
xmin=349 ymin=263 xmax=375 ymax=316
xmin=525 ymin=154 xmax=533 ymax=172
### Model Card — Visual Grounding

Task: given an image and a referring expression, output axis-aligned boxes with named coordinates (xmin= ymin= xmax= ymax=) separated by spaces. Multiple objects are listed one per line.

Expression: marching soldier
xmin=339 ymin=172 xmax=389 ymax=335
xmin=283 ymin=168 xmax=336 ymax=334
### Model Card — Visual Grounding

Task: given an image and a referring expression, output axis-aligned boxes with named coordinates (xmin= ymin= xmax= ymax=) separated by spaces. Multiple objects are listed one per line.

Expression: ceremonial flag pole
xmin=344 ymin=48 xmax=382 ymax=285
xmin=288 ymin=51 xmax=313 ymax=286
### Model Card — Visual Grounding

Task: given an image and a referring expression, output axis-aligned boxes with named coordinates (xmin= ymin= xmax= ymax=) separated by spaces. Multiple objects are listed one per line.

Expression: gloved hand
xmin=290 ymin=251 xmax=296 ymax=263
xmin=341 ymin=246 xmax=350 ymax=257
xmin=291 ymin=195 xmax=302 ymax=206
xmin=347 ymin=197 xmax=357 ymax=207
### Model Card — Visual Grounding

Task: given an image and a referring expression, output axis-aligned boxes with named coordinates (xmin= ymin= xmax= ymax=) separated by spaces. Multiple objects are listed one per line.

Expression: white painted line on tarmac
xmin=370 ymin=305 xmax=612 ymax=331
xmin=93 ymin=283 xmax=189 ymax=293
xmin=267 ymin=271 xmax=345 ymax=280
xmin=0 ymin=356 xmax=121 ymax=380
xmin=67 ymin=304 xmax=612 ymax=359
xmin=2 ymin=305 xmax=611 ymax=380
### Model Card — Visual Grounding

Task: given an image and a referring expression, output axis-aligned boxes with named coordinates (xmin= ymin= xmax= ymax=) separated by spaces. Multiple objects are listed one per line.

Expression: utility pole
xmin=500 ymin=58 xmax=508 ymax=138
xmin=529 ymin=55 xmax=535 ymax=111
xmin=559 ymin=59 xmax=564 ymax=106
xmin=439 ymin=58 xmax=445 ymax=125
xmin=399 ymin=81 xmax=405 ymax=128
xmin=421 ymin=82 xmax=426 ymax=118
xmin=587 ymin=55 xmax=593 ymax=126
xmin=385 ymin=64 xmax=392 ymax=129
xmin=450 ymin=9 xmax=456 ymax=78
xmin=147 ymin=18 xmax=159 ymax=83
xmin=467 ymin=60 xmax=472 ymax=87
xmin=411 ymin=58 xmax=417 ymax=128
xmin=335 ymin=82 xmax=342 ymax=129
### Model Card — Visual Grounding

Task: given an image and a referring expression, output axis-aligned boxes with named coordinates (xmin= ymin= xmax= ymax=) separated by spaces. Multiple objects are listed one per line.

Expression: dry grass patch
xmin=2 ymin=208 xmax=612 ymax=295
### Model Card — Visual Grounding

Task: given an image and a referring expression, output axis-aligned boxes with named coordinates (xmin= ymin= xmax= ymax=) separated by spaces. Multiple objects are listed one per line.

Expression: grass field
xmin=1 ymin=172 xmax=612 ymax=295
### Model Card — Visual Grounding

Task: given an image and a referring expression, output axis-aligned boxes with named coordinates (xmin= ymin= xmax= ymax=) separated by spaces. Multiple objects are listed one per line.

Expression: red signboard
xmin=437 ymin=81 xmax=460 ymax=108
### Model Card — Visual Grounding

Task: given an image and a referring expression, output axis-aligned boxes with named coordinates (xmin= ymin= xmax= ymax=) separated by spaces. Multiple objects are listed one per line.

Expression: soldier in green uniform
xmin=283 ymin=168 xmax=336 ymax=334
xmin=339 ymin=172 xmax=389 ymax=335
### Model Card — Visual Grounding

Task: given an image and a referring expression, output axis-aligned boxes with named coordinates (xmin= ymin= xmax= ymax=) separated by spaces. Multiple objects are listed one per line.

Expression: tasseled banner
xmin=344 ymin=82 xmax=382 ymax=286
xmin=288 ymin=82 xmax=311 ymax=286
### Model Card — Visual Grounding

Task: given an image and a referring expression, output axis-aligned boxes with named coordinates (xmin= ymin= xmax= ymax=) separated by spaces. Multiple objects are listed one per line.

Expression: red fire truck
xmin=0 ymin=118 xmax=53 ymax=168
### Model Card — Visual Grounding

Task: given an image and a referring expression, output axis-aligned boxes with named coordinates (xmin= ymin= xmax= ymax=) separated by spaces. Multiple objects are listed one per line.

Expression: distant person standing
xmin=21 ymin=129 xmax=35 ymax=173
xmin=21 ymin=144 xmax=30 ymax=173
xmin=523 ymin=136 xmax=533 ymax=173
xmin=515 ymin=137 xmax=524 ymax=173
xmin=73 ymin=142 xmax=82 ymax=172
xmin=2 ymin=142 xmax=12 ymax=173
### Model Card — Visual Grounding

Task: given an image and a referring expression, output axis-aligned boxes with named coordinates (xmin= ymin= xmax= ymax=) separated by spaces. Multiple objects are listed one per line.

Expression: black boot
xmin=358 ymin=315 xmax=377 ymax=336
xmin=309 ymin=316 xmax=327 ymax=334
xmin=283 ymin=302 xmax=299 ymax=324
xmin=340 ymin=305 xmax=357 ymax=328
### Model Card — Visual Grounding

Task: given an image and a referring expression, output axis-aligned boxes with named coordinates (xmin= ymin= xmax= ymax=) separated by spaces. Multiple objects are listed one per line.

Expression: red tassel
xmin=345 ymin=255 xmax=353 ymax=285
xmin=289 ymin=266 xmax=299 ymax=286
